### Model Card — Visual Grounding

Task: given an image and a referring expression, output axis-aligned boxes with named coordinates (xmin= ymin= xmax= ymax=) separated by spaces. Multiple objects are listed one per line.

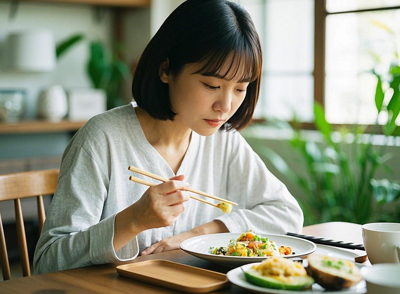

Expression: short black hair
xmin=132 ymin=0 xmax=262 ymax=131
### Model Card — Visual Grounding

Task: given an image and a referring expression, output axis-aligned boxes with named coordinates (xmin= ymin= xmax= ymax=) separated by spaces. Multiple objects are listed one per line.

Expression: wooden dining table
xmin=0 ymin=222 xmax=366 ymax=294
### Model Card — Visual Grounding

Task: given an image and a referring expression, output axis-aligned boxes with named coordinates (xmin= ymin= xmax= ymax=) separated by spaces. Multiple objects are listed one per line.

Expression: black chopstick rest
xmin=286 ymin=232 xmax=365 ymax=250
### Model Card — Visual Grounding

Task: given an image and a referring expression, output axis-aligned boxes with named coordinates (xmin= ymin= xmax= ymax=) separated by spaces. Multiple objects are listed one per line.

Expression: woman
xmin=34 ymin=0 xmax=303 ymax=274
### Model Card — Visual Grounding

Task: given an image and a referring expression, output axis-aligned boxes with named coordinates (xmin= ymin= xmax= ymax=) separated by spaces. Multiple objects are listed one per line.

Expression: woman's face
xmin=160 ymin=59 xmax=250 ymax=136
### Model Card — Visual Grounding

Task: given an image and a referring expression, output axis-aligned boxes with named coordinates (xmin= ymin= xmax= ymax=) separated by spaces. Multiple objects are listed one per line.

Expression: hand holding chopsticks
xmin=128 ymin=165 xmax=236 ymax=213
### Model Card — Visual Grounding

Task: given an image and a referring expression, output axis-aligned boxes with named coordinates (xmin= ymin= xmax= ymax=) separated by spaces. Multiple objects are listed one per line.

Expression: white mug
xmin=362 ymin=222 xmax=400 ymax=264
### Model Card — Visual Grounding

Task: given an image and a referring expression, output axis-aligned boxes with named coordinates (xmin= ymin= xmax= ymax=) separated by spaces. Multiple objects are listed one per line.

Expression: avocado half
xmin=244 ymin=268 xmax=314 ymax=291
xmin=306 ymin=255 xmax=362 ymax=290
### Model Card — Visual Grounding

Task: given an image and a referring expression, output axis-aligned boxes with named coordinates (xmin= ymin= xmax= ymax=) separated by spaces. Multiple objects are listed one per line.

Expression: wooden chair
xmin=0 ymin=169 xmax=59 ymax=281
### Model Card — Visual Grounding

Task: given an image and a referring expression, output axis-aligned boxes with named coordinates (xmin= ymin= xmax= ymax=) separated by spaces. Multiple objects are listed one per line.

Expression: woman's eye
xmin=203 ymin=83 xmax=220 ymax=90
xmin=236 ymin=89 xmax=247 ymax=93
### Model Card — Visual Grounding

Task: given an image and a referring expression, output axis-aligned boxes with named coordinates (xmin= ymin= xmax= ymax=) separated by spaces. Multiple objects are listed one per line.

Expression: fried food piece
xmin=217 ymin=201 xmax=232 ymax=213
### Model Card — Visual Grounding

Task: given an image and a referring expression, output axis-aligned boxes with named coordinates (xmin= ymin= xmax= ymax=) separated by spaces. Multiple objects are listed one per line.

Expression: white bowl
xmin=361 ymin=264 xmax=400 ymax=294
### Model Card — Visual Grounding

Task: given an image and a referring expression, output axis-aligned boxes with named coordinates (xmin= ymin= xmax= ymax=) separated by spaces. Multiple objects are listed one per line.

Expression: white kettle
xmin=37 ymin=85 xmax=68 ymax=120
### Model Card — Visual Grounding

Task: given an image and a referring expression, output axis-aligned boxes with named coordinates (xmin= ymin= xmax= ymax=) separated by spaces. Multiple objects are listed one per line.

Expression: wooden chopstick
xmin=129 ymin=175 xmax=219 ymax=208
xmin=128 ymin=165 xmax=237 ymax=206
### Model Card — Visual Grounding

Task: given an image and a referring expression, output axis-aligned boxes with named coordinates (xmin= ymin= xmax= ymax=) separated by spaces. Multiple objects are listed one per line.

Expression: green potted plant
xmin=56 ymin=33 xmax=131 ymax=110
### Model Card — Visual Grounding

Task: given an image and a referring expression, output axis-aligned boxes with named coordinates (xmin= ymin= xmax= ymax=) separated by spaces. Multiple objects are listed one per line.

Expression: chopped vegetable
xmin=210 ymin=231 xmax=293 ymax=257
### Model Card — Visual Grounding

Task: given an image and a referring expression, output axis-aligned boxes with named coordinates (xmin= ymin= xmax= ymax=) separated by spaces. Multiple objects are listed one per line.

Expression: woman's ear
xmin=159 ymin=59 xmax=170 ymax=83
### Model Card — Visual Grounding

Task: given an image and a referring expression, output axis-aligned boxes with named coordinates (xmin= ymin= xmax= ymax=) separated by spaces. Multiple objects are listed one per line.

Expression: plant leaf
xmin=371 ymin=19 xmax=395 ymax=35
xmin=385 ymin=90 xmax=400 ymax=135
xmin=304 ymin=141 xmax=322 ymax=162
xmin=323 ymin=147 xmax=339 ymax=161
xmin=314 ymin=103 xmax=333 ymax=144
xmin=374 ymin=74 xmax=384 ymax=113
xmin=312 ymin=162 xmax=340 ymax=174
xmin=389 ymin=65 xmax=400 ymax=75
xmin=368 ymin=50 xmax=381 ymax=63
xmin=56 ymin=34 xmax=85 ymax=60
xmin=371 ymin=179 xmax=400 ymax=204
xmin=389 ymin=75 xmax=400 ymax=91
xmin=87 ymin=41 xmax=108 ymax=88
xmin=387 ymin=87 xmax=400 ymax=115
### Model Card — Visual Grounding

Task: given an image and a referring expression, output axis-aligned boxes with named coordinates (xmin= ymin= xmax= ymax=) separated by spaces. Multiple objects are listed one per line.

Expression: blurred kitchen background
xmin=1 ymin=0 xmax=400 ymax=280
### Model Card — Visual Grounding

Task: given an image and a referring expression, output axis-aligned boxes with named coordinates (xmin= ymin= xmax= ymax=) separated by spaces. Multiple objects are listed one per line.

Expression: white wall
xmin=150 ymin=0 xmax=184 ymax=36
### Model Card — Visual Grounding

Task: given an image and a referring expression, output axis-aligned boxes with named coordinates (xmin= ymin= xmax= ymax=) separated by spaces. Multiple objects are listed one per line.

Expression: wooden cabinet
xmin=9 ymin=0 xmax=150 ymax=8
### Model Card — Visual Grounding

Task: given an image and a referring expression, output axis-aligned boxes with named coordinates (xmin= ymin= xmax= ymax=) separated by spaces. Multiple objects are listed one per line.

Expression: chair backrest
xmin=0 ymin=169 xmax=59 ymax=281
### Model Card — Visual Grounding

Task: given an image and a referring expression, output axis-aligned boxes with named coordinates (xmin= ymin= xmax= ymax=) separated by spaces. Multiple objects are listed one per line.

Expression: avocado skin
xmin=244 ymin=268 xmax=314 ymax=291
xmin=306 ymin=255 xmax=362 ymax=290
xmin=309 ymin=273 xmax=347 ymax=291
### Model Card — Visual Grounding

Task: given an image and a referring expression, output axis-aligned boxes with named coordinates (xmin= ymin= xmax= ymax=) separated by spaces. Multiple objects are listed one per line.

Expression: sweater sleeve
xmin=33 ymin=142 xmax=139 ymax=275
xmin=216 ymin=133 xmax=304 ymax=235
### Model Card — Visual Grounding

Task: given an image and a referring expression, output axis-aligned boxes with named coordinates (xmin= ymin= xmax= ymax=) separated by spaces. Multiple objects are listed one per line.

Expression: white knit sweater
xmin=33 ymin=103 xmax=303 ymax=274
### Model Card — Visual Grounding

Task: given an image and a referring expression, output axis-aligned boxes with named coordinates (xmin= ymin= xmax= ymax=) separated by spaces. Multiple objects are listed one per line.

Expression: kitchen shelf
xmin=9 ymin=0 xmax=150 ymax=7
xmin=0 ymin=120 xmax=86 ymax=134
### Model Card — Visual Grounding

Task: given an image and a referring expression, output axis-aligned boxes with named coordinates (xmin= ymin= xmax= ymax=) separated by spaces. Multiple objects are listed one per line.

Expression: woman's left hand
xmin=140 ymin=220 xmax=229 ymax=255
xmin=140 ymin=232 xmax=191 ymax=255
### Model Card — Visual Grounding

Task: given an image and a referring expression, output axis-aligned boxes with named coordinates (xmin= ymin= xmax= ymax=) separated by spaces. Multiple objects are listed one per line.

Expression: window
xmin=240 ymin=0 xmax=314 ymax=122
xmin=240 ymin=0 xmax=400 ymax=126
xmin=325 ymin=1 xmax=400 ymax=125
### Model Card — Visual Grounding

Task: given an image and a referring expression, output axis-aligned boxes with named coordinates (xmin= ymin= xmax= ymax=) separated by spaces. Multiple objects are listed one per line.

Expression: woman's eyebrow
xmin=200 ymin=73 xmax=252 ymax=83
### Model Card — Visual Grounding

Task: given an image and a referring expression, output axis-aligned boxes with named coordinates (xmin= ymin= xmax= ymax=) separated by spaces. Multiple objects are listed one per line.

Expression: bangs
xmin=192 ymin=41 xmax=261 ymax=83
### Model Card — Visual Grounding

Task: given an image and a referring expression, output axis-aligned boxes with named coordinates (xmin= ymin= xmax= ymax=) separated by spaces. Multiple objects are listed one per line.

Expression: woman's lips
xmin=205 ymin=119 xmax=224 ymax=127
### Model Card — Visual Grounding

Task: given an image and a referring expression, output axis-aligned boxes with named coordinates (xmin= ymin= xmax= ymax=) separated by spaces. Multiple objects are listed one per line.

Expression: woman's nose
xmin=213 ymin=92 xmax=232 ymax=113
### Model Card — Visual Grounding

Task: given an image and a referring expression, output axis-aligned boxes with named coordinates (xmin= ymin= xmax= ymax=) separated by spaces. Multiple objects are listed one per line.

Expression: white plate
xmin=180 ymin=233 xmax=316 ymax=267
xmin=227 ymin=261 xmax=367 ymax=294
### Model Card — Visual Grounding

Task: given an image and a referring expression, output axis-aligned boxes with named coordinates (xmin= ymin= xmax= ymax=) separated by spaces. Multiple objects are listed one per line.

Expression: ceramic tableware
xmin=180 ymin=233 xmax=316 ymax=267
xmin=362 ymin=222 xmax=400 ymax=264
xmin=361 ymin=264 xmax=400 ymax=294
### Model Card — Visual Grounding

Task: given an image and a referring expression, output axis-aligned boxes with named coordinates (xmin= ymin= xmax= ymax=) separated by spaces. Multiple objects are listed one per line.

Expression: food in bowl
xmin=244 ymin=256 xmax=314 ymax=290
xmin=306 ymin=254 xmax=362 ymax=290
xmin=210 ymin=231 xmax=293 ymax=257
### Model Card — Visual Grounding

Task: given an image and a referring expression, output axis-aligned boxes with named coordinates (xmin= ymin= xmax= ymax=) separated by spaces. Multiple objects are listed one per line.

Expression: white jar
xmin=37 ymin=85 xmax=68 ymax=120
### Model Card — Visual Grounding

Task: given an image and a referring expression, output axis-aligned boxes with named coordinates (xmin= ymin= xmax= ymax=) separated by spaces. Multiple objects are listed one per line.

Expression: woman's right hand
xmin=113 ymin=175 xmax=190 ymax=251
xmin=131 ymin=174 xmax=191 ymax=231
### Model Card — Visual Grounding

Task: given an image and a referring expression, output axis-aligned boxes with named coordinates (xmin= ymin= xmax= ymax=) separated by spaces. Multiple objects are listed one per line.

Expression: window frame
xmin=253 ymin=0 xmax=400 ymax=134
xmin=312 ymin=1 xmax=400 ymax=133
